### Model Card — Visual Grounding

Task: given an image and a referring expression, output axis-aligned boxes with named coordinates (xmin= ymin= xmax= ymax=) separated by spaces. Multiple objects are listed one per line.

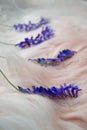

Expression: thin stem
xmin=0 ymin=24 xmax=12 ymax=28
xmin=0 ymin=56 xmax=6 ymax=59
xmin=0 ymin=41 xmax=15 ymax=46
xmin=0 ymin=69 xmax=18 ymax=91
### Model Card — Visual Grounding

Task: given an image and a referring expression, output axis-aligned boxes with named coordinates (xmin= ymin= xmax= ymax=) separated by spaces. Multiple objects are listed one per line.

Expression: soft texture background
xmin=0 ymin=0 xmax=87 ymax=130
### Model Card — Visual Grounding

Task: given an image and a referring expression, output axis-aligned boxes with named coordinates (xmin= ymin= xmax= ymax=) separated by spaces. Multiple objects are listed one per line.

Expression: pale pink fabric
xmin=0 ymin=1 xmax=87 ymax=129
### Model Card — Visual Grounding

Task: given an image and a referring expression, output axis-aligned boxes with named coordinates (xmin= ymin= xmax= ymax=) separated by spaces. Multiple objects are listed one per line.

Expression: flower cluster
xmin=13 ymin=17 xmax=49 ymax=32
xmin=18 ymin=83 xmax=82 ymax=98
xmin=57 ymin=49 xmax=76 ymax=61
xmin=28 ymin=49 xmax=76 ymax=66
xmin=15 ymin=26 xmax=54 ymax=48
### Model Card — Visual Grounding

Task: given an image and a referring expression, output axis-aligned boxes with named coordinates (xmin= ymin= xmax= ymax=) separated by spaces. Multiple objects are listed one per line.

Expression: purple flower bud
xmin=18 ymin=86 xmax=29 ymax=93
xmin=18 ymin=24 xmax=23 ymax=29
xmin=57 ymin=49 xmax=76 ymax=61
xmin=13 ymin=24 xmax=18 ymax=30
xmin=46 ymin=88 xmax=53 ymax=95
xmin=40 ymin=17 xmax=49 ymax=25
xmin=51 ymin=86 xmax=59 ymax=96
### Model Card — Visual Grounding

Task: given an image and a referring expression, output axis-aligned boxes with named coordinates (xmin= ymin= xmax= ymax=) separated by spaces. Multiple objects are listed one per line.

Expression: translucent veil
xmin=0 ymin=0 xmax=86 ymax=20
xmin=0 ymin=0 xmax=87 ymax=130
xmin=0 ymin=0 xmax=55 ymax=18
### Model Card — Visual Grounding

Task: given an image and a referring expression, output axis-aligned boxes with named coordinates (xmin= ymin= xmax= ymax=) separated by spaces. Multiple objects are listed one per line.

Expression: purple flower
xmin=16 ymin=26 xmax=54 ymax=48
xmin=40 ymin=17 xmax=49 ymax=25
xmin=15 ymin=42 xmax=28 ymax=48
xmin=18 ymin=84 xmax=82 ymax=98
xmin=57 ymin=49 xmax=76 ymax=61
xmin=14 ymin=25 xmax=18 ymax=30
xmin=13 ymin=17 xmax=49 ymax=32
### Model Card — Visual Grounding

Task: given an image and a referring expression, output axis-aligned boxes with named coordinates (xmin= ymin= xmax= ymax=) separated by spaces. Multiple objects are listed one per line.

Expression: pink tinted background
xmin=0 ymin=0 xmax=87 ymax=130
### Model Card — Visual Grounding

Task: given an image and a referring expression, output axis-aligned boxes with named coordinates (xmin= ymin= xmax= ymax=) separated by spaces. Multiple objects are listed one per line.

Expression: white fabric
xmin=0 ymin=0 xmax=87 ymax=130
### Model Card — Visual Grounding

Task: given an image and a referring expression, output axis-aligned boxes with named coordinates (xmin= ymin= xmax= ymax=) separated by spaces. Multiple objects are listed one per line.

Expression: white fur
xmin=0 ymin=0 xmax=87 ymax=129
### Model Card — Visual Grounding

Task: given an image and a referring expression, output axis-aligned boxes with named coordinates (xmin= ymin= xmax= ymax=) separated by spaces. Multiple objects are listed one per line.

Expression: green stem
xmin=0 ymin=69 xmax=18 ymax=91
xmin=0 ymin=41 xmax=15 ymax=46
xmin=0 ymin=56 xmax=6 ymax=59
xmin=0 ymin=24 xmax=12 ymax=28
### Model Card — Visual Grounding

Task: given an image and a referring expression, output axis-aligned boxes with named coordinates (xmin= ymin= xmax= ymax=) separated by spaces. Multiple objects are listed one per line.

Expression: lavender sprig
xmin=13 ymin=17 xmax=49 ymax=32
xmin=28 ymin=58 xmax=60 ymax=66
xmin=57 ymin=49 xmax=76 ymax=61
xmin=18 ymin=84 xmax=82 ymax=98
xmin=0 ymin=69 xmax=82 ymax=98
xmin=15 ymin=26 xmax=54 ymax=48
xmin=28 ymin=49 xmax=76 ymax=66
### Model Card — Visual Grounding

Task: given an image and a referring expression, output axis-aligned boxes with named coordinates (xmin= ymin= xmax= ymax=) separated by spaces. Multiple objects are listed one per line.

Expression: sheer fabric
xmin=0 ymin=0 xmax=87 ymax=130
